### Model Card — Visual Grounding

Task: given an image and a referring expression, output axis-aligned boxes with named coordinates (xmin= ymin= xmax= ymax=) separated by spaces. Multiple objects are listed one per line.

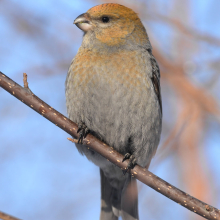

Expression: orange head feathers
xmin=87 ymin=3 xmax=139 ymax=21
xmin=74 ymin=3 xmax=150 ymax=48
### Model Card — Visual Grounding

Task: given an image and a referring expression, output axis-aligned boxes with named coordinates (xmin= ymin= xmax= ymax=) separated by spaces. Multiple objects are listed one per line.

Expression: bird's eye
xmin=101 ymin=16 xmax=110 ymax=23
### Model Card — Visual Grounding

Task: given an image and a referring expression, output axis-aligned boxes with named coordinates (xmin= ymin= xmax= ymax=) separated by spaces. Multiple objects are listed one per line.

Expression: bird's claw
xmin=122 ymin=153 xmax=137 ymax=175
xmin=122 ymin=153 xmax=131 ymax=162
xmin=77 ymin=122 xmax=89 ymax=144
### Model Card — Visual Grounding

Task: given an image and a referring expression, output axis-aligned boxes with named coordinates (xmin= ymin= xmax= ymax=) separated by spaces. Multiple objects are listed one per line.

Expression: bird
xmin=65 ymin=3 xmax=162 ymax=220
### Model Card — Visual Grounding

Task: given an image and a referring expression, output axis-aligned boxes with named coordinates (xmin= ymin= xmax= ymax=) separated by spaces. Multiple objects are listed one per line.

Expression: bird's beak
xmin=74 ymin=13 xmax=92 ymax=32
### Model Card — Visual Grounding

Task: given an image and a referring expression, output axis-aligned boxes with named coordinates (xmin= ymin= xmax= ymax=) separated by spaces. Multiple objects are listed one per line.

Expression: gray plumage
xmin=65 ymin=3 xmax=162 ymax=220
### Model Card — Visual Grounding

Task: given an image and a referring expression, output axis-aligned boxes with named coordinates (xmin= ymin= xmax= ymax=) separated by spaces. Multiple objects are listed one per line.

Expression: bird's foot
xmin=122 ymin=153 xmax=137 ymax=175
xmin=77 ymin=122 xmax=89 ymax=144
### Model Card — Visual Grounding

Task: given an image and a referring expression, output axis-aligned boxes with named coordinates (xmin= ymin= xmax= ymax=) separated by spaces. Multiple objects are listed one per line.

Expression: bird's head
xmin=74 ymin=3 xmax=151 ymax=49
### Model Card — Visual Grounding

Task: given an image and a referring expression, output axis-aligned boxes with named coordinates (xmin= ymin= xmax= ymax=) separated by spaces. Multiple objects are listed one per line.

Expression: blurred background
xmin=0 ymin=0 xmax=220 ymax=219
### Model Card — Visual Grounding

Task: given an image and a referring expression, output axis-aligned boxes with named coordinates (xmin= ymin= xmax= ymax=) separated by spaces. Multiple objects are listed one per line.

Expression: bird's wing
xmin=149 ymin=52 xmax=162 ymax=115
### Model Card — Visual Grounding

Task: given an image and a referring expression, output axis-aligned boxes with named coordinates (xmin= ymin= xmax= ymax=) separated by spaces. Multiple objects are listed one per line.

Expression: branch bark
xmin=0 ymin=211 xmax=21 ymax=220
xmin=0 ymin=71 xmax=219 ymax=220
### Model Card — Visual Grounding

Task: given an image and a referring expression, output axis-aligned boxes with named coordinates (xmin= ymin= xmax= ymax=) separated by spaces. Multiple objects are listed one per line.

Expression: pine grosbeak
xmin=65 ymin=3 xmax=162 ymax=220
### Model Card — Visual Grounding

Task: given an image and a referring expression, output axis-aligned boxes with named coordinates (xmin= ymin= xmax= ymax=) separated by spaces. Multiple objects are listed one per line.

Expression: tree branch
xmin=0 ymin=71 xmax=219 ymax=220
xmin=0 ymin=211 xmax=21 ymax=220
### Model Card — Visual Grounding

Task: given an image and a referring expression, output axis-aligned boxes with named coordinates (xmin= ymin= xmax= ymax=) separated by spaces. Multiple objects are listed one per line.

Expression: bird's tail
xmin=100 ymin=168 xmax=139 ymax=220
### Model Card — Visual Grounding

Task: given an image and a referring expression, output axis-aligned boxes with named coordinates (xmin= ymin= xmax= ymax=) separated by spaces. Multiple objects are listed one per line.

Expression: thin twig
xmin=0 ymin=71 xmax=219 ymax=220
xmin=67 ymin=137 xmax=78 ymax=143
xmin=23 ymin=73 xmax=29 ymax=89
